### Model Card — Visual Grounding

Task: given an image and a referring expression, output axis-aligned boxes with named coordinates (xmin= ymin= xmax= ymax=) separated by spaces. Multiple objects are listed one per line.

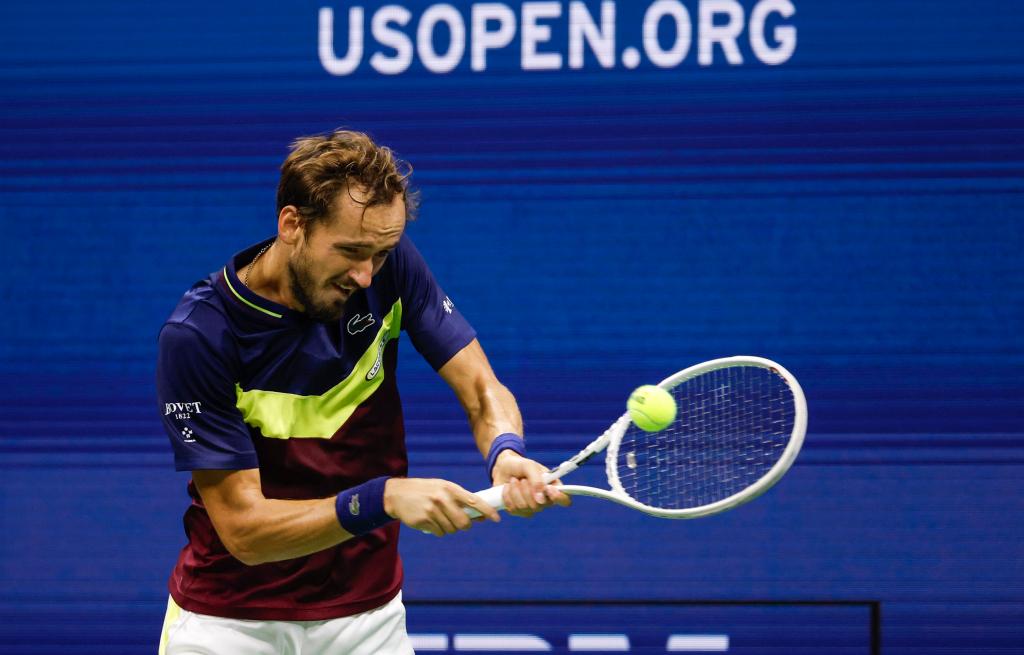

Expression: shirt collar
xmin=222 ymin=238 xmax=304 ymax=321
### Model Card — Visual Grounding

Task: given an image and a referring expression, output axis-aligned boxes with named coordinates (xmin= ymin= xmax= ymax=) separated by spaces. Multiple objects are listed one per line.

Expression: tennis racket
xmin=468 ymin=356 xmax=806 ymax=519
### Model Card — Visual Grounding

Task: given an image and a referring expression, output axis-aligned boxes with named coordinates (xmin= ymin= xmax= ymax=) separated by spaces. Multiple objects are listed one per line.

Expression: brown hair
xmin=276 ymin=129 xmax=419 ymax=224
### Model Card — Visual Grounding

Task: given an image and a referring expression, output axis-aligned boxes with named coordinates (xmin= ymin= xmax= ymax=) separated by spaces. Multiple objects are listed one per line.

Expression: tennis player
xmin=155 ymin=129 xmax=568 ymax=654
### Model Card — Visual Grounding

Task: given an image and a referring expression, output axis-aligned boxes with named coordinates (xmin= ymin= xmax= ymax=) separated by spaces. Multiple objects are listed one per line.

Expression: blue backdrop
xmin=1 ymin=1 xmax=1022 ymax=653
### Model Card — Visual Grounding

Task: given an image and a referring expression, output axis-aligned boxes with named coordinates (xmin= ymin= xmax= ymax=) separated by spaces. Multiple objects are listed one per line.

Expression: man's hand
xmin=492 ymin=451 xmax=571 ymax=518
xmin=384 ymin=478 xmax=501 ymax=536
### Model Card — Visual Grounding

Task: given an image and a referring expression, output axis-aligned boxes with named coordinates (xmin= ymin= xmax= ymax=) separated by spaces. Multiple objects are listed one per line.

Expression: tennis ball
xmin=627 ymin=385 xmax=677 ymax=432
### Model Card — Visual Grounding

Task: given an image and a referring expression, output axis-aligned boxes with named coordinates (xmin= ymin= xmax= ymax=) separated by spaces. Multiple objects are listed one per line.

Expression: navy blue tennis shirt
xmin=156 ymin=234 xmax=476 ymax=620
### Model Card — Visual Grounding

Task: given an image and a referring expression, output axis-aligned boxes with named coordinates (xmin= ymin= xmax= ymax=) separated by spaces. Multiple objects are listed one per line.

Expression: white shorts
xmin=158 ymin=592 xmax=414 ymax=655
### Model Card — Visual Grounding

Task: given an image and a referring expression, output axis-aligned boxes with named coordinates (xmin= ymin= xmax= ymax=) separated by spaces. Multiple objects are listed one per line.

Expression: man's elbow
xmin=230 ymin=545 xmax=267 ymax=567
xmin=218 ymin=524 xmax=270 ymax=566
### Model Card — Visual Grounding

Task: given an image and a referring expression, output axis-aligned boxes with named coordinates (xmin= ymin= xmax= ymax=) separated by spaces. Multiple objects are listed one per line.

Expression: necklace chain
xmin=244 ymin=243 xmax=273 ymax=286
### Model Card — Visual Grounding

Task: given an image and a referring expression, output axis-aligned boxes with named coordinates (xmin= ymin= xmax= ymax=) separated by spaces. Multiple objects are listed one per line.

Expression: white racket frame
xmin=471 ymin=356 xmax=807 ymax=519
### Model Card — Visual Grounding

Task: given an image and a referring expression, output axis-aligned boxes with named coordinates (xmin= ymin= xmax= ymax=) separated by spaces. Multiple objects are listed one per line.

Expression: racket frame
xmin=472 ymin=356 xmax=807 ymax=519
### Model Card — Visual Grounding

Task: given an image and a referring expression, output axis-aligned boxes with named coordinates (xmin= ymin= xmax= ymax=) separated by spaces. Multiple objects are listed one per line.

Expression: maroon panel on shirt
xmin=170 ymin=514 xmax=403 ymax=620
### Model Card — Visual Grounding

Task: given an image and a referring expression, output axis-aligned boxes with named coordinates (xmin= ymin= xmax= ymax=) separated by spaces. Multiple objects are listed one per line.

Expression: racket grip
xmin=464 ymin=484 xmax=506 ymax=518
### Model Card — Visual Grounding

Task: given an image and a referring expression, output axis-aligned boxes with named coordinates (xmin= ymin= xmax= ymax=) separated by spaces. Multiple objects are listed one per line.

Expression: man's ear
xmin=278 ymin=206 xmax=305 ymax=246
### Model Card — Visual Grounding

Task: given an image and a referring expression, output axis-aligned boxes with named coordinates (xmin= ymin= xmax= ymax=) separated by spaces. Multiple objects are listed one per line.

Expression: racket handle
xmin=464 ymin=471 xmax=561 ymax=518
xmin=464 ymin=484 xmax=506 ymax=518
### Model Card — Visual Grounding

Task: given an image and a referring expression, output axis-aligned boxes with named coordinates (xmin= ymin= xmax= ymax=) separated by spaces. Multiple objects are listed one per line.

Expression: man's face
xmin=288 ymin=190 xmax=406 ymax=323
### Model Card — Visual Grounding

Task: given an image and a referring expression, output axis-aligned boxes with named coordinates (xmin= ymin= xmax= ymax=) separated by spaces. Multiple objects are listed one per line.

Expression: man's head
xmin=275 ymin=130 xmax=418 ymax=322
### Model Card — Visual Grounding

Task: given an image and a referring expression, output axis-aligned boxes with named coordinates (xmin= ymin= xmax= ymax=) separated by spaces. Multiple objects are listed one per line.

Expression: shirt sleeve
xmin=156 ymin=322 xmax=260 ymax=472
xmin=393 ymin=235 xmax=477 ymax=370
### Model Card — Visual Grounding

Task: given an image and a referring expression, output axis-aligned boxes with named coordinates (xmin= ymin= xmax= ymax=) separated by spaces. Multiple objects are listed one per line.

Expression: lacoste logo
xmin=347 ymin=313 xmax=376 ymax=335
xmin=348 ymin=494 xmax=360 ymax=516
xmin=366 ymin=332 xmax=391 ymax=381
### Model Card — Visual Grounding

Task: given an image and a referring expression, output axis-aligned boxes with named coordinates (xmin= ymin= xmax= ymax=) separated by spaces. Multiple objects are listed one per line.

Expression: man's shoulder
xmin=162 ymin=273 xmax=235 ymax=347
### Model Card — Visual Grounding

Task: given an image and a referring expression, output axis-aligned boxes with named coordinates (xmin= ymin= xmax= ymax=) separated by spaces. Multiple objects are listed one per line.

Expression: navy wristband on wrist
xmin=335 ymin=476 xmax=394 ymax=536
xmin=487 ymin=432 xmax=526 ymax=482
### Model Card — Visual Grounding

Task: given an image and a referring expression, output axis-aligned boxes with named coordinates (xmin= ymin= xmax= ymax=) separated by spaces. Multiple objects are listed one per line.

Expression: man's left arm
xmin=438 ymin=339 xmax=570 ymax=517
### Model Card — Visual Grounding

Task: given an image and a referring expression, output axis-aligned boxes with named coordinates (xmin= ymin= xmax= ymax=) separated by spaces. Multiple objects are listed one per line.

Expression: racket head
xmin=604 ymin=356 xmax=807 ymax=519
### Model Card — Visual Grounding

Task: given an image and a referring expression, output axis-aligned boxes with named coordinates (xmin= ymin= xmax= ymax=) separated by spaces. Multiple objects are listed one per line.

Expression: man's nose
xmin=351 ymin=257 xmax=374 ymax=288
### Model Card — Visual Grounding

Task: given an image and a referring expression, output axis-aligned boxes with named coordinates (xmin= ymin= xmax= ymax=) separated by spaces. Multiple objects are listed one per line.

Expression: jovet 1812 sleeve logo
xmin=166 ymin=402 xmax=202 ymax=442
xmin=165 ymin=401 xmax=203 ymax=421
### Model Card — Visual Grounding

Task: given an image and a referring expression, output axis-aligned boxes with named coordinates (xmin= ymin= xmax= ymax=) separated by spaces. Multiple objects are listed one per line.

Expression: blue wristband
xmin=335 ymin=476 xmax=394 ymax=536
xmin=487 ymin=433 xmax=526 ymax=482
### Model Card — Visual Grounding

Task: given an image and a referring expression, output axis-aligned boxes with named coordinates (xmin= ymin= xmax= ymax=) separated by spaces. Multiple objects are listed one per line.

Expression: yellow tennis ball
xmin=627 ymin=385 xmax=677 ymax=432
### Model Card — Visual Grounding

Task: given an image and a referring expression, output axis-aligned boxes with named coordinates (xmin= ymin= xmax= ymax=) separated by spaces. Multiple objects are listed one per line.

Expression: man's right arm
xmin=193 ymin=468 xmax=349 ymax=566
xmin=194 ymin=469 xmax=500 ymax=565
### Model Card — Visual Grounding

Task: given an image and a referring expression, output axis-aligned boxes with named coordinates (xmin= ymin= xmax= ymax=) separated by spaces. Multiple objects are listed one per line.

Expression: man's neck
xmin=245 ymin=243 xmax=296 ymax=309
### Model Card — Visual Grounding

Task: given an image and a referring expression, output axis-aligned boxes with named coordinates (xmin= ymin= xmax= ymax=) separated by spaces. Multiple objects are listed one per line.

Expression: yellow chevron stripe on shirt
xmin=234 ymin=300 xmax=402 ymax=439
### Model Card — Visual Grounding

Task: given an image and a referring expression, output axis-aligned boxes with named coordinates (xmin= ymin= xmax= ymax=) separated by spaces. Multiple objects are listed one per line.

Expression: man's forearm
xmin=466 ymin=379 xmax=524 ymax=455
xmin=219 ymin=496 xmax=351 ymax=566
xmin=436 ymin=339 xmax=526 ymax=461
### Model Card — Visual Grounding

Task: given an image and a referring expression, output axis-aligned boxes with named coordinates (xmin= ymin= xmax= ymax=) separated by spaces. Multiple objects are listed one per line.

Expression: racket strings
xmin=615 ymin=366 xmax=795 ymax=510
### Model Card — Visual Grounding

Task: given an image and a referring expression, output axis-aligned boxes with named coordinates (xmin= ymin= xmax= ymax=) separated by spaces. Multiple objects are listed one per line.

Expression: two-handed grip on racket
xmin=464 ymin=471 xmax=559 ymax=519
